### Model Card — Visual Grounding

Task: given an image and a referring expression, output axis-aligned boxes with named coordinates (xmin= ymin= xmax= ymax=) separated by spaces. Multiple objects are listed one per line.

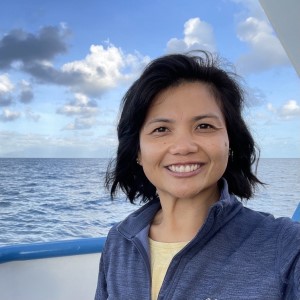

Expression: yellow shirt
xmin=149 ymin=238 xmax=188 ymax=300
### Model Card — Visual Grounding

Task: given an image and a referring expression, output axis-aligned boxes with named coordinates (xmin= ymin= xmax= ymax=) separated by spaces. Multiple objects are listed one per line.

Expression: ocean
xmin=0 ymin=158 xmax=299 ymax=246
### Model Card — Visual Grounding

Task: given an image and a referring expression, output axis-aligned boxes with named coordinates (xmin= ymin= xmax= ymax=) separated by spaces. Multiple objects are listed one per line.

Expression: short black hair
xmin=106 ymin=51 xmax=262 ymax=203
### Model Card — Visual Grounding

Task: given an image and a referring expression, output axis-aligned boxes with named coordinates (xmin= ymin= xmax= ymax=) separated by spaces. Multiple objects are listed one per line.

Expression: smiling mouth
xmin=167 ymin=164 xmax=201 ymax=173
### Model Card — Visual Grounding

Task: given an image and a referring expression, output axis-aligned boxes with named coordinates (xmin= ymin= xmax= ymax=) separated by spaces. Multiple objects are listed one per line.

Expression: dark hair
xmin=106 ymin=51 xmax=262 ymax=203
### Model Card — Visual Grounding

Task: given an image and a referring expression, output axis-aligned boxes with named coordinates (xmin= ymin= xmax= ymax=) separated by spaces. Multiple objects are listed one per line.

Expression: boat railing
xmin=0 ymin=237 xmax=106 ymax=264
xmin=292 ymin=202 xmax=300 ymax=222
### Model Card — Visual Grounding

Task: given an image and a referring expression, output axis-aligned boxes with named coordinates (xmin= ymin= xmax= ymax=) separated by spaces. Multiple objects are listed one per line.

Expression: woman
xmin=95 ymin=52 xmax=300 ymax=299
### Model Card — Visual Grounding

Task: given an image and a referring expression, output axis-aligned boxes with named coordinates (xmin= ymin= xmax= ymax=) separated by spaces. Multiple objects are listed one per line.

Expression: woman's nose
xmin=168 ymin=133 xmax=199 ymax=155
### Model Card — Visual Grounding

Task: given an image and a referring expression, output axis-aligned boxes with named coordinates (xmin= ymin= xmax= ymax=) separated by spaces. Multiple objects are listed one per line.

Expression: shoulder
xmin=274 ymin=217 xmax=300 ymax=262
xmin=258 ymin=209 xmax=300 ymax=237
xmin=238 ymin=205 xmax=299 ymax=232
xmin=275 ymin=216 xmax=300 ymax=236
xmin=232 ymin=206 xmax=300 ymax=250
xmin=274 ymin=218 xmax=300 ymax=294
xmin=257 ymin=207 xmax=298 ymax=232
xmin=272 ymin=217 xmax=300 ymax=260
xmin=239 ymin=207 xmax=300 ymax=263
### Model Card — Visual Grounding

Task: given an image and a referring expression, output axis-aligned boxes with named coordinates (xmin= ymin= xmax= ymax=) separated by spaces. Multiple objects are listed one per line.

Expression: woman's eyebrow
xmin=145 ymin=118 xmax=175 ymax=126
xmin=192 ymin=114 xmax=222 ymax=122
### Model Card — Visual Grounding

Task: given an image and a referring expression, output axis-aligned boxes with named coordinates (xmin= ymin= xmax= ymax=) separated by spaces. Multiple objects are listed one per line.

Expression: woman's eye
xmin=153 ymin=127 xmax=168 ymax=133
xmin=196 ymin=123 xmax=214 ymax=131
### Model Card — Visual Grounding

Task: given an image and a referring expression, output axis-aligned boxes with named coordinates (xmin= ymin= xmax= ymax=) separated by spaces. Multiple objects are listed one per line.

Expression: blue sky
xmin=0 ymin=0 xmax=299 ymax=158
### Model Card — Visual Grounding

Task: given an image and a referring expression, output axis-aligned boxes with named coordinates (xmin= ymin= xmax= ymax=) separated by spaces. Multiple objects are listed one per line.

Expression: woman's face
xmin=138 ymin=81 xmax=229 ymax=202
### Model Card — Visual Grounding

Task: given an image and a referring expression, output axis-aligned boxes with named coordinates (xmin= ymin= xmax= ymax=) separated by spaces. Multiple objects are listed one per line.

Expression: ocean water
xmin=0 ymin=158 xmax=299 ymax=246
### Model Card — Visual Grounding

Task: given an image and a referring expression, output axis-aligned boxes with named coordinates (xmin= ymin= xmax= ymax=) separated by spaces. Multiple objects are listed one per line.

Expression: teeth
xmin=168 ymin=164 xmax=200 ymax=173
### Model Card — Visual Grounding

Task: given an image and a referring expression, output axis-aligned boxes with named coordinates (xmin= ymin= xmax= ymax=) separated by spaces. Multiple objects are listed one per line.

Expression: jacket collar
xmin=117 ymin=179 xmax=242 ymax=240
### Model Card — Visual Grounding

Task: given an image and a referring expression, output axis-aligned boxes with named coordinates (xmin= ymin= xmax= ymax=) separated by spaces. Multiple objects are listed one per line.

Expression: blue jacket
xmin=95 ymin=180 xmax=300 ymax=299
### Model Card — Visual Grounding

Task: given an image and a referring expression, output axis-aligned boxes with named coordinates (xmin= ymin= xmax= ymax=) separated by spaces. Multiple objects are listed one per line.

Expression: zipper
xmin=117 ymin=226 xmax=152 ymax=300
xmin=132 ymin=237 xmax=152 ymax=300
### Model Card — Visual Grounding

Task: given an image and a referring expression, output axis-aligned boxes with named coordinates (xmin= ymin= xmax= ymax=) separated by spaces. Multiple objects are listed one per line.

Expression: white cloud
xmin=0 ymin=74 xmax=14 ymax=93
xmin=57 ymin=93 xmax=99 ymax=117
xmin=63 ymin=117 xmax=98 ymax=130
xmin=236 ymin=17 xmax=289 ymax=74
xmin=17 ymin=43 xmax=150 ymax=134
xmin=21 ymin=43 xmax=150 ymax=99
xmin=0 ymin=75 xmax=35 ymax=107
xmin=166 ymin=18 xmax=216 ymax=53
xmin=61 ymin=44 xmax=150 ymax=97
xmin=279 ymin=100 xmax=300 ymax=119
xmin=0 ymin=108 xmax=21 ymax=121
xmin=231 ymin=0 xmax=290 ymax=74
xmin=57 ymin=93 xmax=100 ymax=130
xmin=0 ymin=74 xmax=14 ymax=106
xmin=266 ymin=100 xmax=300 ymax=120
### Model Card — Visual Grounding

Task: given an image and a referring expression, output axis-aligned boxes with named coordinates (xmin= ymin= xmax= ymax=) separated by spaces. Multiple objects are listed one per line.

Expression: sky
xmin=0 ymin=0 xmax=299 ymax=158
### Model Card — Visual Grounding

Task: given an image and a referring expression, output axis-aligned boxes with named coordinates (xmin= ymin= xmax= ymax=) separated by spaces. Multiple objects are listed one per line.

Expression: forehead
xmin=145 ymin=81 xmax=224 ymax=119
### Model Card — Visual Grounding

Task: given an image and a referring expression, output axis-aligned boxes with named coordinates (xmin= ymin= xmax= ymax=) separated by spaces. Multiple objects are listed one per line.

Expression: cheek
xmin=139 ymin=142 xmax=157 ymax=165
xmin=207 ymin=140 xmax=230 ymax=171
xmin=139 ymin=134 xmax=167 ymax=164
xmin=207 ymin=138 xmax=229 ymax=155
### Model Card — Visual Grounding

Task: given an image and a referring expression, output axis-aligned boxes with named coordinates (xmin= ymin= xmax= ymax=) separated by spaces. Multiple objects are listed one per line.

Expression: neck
xmin=149 ymin=188 xmax=219 ymax=243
